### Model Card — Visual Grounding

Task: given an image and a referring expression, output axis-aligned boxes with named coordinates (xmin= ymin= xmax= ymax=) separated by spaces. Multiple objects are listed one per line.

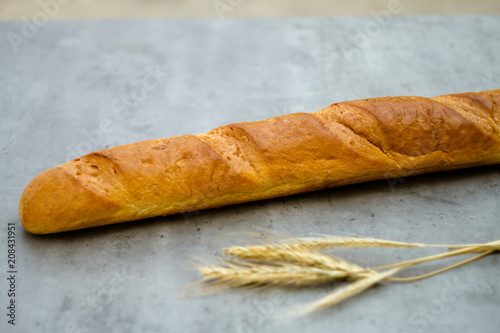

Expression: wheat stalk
xmin=293 ymin=268 xmax=401 ymax=315
xmin=372 ymin=240 xmax=500 ymax=271
xmin=195 ymin=234 xmax=499 ymax=314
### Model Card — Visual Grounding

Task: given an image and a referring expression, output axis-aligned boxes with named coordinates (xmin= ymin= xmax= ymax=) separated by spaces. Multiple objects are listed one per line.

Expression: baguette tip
xmin=19 ymin=166 xmax=121 ymax=234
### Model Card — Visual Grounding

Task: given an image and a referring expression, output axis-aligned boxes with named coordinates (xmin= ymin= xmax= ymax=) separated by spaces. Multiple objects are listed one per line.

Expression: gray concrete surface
xmin=1 ymin=16 xmax=499 ymax=333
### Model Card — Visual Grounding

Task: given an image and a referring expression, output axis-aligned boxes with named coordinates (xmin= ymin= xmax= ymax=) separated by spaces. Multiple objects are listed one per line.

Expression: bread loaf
xmin=19 ymin=89 xmax=500 ymax=234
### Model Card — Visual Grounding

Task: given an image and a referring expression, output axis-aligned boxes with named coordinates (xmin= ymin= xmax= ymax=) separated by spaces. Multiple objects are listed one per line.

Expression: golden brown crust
xmin=19 ymin=89 xmax=500 ymax=234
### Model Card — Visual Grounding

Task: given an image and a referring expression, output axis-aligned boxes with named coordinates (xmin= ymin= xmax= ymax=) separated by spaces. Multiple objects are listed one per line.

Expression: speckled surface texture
xmin=1 ymin=16 xmax=499 ymax=333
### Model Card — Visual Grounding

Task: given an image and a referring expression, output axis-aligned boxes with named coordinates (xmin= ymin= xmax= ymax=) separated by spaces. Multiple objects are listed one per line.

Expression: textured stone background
xmin=1 ymin=15 xmax=499 ymax=333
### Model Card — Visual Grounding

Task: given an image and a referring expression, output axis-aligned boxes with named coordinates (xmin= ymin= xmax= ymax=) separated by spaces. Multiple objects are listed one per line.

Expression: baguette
xmin=19 ymin=89 xmax=500 ymax=234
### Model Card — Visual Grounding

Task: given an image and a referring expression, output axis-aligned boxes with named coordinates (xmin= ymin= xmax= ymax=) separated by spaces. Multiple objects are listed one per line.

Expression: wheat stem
xmin=372 ymin=241 xmax=499 ymax=271
xmin=386 ymin=250 xmax=495 ymax=282
xmin=294 ymin=268 xmax=400 ymax=315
